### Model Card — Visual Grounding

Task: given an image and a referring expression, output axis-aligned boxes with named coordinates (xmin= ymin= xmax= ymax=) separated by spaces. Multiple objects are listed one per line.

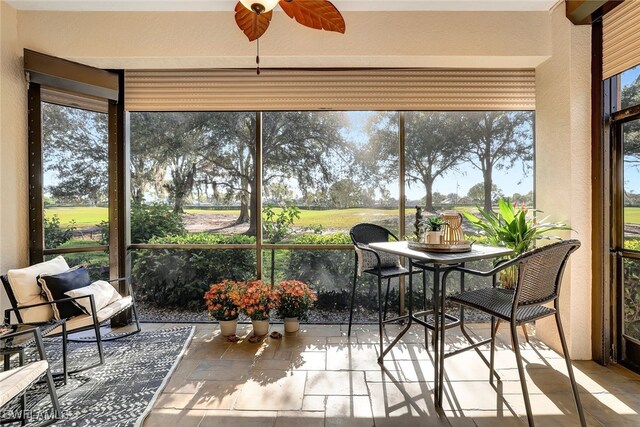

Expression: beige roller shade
xmin=604 ymin=0 xmax=640 ymax=79
xmin=41 ymin=87 xmax=109 ymax=113
xmin=125 ymin=68 xmax=535 ymax=112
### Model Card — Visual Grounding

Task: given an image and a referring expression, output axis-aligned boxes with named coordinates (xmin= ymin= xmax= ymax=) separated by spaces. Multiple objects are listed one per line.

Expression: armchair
xmin=0 ymin=326 xmax=60 ymax=426
xmin=2 ymin=257 xmax=141 ymax=373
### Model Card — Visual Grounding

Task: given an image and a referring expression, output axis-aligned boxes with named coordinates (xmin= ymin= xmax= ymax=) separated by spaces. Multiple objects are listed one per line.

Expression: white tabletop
xmin=369 ymin=241 xmax=512 ymax=265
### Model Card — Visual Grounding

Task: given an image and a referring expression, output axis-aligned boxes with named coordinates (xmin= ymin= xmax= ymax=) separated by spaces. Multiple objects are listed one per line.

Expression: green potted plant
xmin=204 ymin=280 xmax=242 ymax=337
xmin=275 ymin=280 xmax=317 ymax=333
xmin=423 ymin=216 xmax=446 ymax=244
xmin=463 ymin=197 xmax=571 ymax=288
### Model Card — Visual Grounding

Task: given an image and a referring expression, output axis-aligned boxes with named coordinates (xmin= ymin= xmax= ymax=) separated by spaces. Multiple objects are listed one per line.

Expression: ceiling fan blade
xmin=278 ymin=0 xmax=346 ymax=34
xmin=235 ymin=2 xmax=273 ymax=41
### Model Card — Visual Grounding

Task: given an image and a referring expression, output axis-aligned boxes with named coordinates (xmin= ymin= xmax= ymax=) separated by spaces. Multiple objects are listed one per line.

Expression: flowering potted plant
xmin=241 ymin=280 xmax=280 ymax=336
xmin=204 ymin=280 xmax=242 ymax=337
xmin=275 ymin=280 xmax=317 ymax=333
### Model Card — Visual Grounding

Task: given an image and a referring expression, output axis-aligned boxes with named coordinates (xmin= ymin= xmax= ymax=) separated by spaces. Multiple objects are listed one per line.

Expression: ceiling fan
xmin=235 ymin=0 xmax=346 ymax=73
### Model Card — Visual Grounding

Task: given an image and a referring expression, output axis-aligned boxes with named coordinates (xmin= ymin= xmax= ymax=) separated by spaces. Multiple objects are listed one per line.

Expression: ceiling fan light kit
xmin=239 ymin=0 xmax=280 ymax=14
xmin=235 ymin=0 xmax=346 ymax=73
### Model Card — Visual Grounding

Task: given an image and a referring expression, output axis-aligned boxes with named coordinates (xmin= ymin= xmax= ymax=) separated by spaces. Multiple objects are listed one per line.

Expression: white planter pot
xmin=219 ymin=318 xmax=238 ymax=337
xmin=252 ymin=319 xmax=270 ymax=336
xmin=284 ymin=317 xmax=300 ymax=333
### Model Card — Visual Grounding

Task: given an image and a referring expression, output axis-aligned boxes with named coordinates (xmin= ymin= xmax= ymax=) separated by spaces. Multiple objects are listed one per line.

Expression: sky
xmin=44 ymin=65 xmax=640 ymax=202
xmin=622 ymin=65 xmax=640 ymax=196
xmin=344 ymin=111 xmax=533 ymax=201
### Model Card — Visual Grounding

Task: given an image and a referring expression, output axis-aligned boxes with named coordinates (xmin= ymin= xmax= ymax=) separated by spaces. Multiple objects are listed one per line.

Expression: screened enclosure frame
xmin=26 ymin=57 xmax=537 ymax=319
xmin=25 ymin=50 xmax=125 ymax=279
xmin=126 ymin=109 xmax=535 ymax=277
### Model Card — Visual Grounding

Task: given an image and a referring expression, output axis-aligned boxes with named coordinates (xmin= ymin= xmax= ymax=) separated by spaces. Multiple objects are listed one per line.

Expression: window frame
xmin=26 ymin=50 xmax=125 ymax=295
xmin=126 ymin=109 xmax=535 ymax=277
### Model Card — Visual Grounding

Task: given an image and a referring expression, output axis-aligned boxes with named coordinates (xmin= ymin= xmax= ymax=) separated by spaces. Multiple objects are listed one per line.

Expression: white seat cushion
xmin=65 ymin=280 xmax=123 ymax=315
xmin=48 ymin=296 xmax=133 ymax=335
xmin=7 ymin=256 xmax=69 ymax=323
xmin=0 ymin=360 xmax=49 ymax=407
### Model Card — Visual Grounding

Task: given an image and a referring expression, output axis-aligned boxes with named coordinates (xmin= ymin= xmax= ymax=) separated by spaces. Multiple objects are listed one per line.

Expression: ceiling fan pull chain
xmin=256 ymin=38 xmax=261 ymax=75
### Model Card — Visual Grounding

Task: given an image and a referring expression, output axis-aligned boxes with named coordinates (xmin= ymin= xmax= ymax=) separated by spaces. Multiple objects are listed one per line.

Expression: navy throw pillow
xmin=37 ymin=266 xmax=91 ymax=320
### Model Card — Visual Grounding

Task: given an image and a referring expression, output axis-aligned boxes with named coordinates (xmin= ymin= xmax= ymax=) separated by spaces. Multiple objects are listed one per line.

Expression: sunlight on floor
xmin=133 ymin=322 xmax=640 ymax=427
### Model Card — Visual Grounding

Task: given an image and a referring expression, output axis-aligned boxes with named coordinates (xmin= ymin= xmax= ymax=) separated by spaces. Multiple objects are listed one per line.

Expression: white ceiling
xmin=5 ymin=0 xmax=560 ymax=12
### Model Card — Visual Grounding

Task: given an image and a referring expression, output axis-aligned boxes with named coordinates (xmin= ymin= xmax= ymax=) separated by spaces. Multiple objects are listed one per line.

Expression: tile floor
xmin=141 ymin=322 xmax=640 ymax=426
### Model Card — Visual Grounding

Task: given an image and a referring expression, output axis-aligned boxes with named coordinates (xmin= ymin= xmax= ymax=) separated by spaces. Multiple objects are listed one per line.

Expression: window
xmin=40 ymin=102 xmax=110 ymax=278
xmin=621 ymin=64 xmax=640 ymax=110
xmin=27 ymin=56 xmax=540 ymax=324
xmin=129 ymin=111 xmax=257 ymax=241
xmin=262 ymin=111 xmax=400 ymax=240
xmin=43 ymin=103 xmax=109 ymax=250
xmin=623 ymin=120 xmax=640 ymax=251
xmin=403 ymin=111 xmax=534 ymax=226
xmin=127 ymin=109 xmax=534 ymax=323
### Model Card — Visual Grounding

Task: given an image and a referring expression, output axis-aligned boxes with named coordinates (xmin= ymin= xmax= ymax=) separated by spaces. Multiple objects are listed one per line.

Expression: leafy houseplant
xmin=276 ymin=280 xmax=318 ymax=321
xmin=463 ymin=197 xmax=571 ymax=288
xmin=424 ymin=216 xmax=445 ymax=231
xmin=423 ymin=216 xmax=446 ymax=244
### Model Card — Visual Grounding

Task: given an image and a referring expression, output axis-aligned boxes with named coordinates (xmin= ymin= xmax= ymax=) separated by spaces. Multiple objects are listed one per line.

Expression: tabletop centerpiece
xmin=408 ymin=207 xmax=472 ymax=253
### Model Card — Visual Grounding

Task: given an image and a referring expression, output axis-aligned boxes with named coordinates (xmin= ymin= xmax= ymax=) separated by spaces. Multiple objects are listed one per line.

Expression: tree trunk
xmin=246 ymin=179 xmax=257 ymax=236
xmin=173 ymin=193 xmax=185 ymax=214
xmin=170 ymin=164 xmax=196 ymax=213
xmin=235 ymin=175 xmax=250 ymax=225
xmin=236 ymin=197 xmax=250 ymax=224
xmin=424 ymin=177 xmax=434 ymax=212
xmin=483 ymin=168 xmax=493 ymax=212
xmin=131 ymin=186 xmax=144 ymax=205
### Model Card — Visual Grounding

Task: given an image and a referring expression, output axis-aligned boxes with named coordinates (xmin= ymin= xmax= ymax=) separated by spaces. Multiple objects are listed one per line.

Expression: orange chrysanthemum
xmin=276 ymin=280 xmax=317 ymax=320
xmin=239 ymin=280 xmax=280 ymax=321
xmin=204 ymin=280 xmax=242 ymax=321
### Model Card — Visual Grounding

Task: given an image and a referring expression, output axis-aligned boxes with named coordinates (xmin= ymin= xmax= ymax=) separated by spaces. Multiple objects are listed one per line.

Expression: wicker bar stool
xmin=444 ymin=239 xmax=585 ymax=427
xmin=348 ymin=223 xmax=422 ymax=337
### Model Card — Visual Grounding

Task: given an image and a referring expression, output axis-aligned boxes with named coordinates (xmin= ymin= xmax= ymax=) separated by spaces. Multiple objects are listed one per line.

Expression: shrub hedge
xmin=131 ymin=233 xmax=256 ymax=310
xmin=131 ymin=231 xmax=501 ymax=312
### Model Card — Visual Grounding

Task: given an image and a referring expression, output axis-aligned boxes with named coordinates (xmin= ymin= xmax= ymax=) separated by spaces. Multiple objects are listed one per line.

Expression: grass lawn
xmin=48 ymin=206 xmax=401 ymax=229
xmin=45 ymin=205 xmax=517 ymax=230
xmin=286 ymin=208 xmax=398 ymax=229
xmin=45 ymin=207 xmax=108 ymax=228
xmin=626 ymin=207 xmax=640 ymax=225
xmin=188 ymin=207 xmax=400 ymax=229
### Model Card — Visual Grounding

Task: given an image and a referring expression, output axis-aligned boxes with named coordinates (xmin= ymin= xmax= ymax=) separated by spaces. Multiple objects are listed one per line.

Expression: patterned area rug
xmin=9 ymin=326 xmax=194 ymax=427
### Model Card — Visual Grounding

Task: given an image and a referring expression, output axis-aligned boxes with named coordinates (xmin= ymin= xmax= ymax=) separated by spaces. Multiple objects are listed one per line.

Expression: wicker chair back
xmin=350 ymin=223 xmax=398 ymax=246
xmin=514 ymin=239 xmax=580 ymax=307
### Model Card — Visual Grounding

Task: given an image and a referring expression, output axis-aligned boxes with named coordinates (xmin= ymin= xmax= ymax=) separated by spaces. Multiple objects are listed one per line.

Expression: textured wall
xmin=16 ymin=10 xmax=551 ymax=69
xmin=0 ymin=0 xmax=28 ymax=311
xmin=0 ymin=3 xmax=594 ymax=358
xmin=535 ymin=3 xmax=592 ymax=359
